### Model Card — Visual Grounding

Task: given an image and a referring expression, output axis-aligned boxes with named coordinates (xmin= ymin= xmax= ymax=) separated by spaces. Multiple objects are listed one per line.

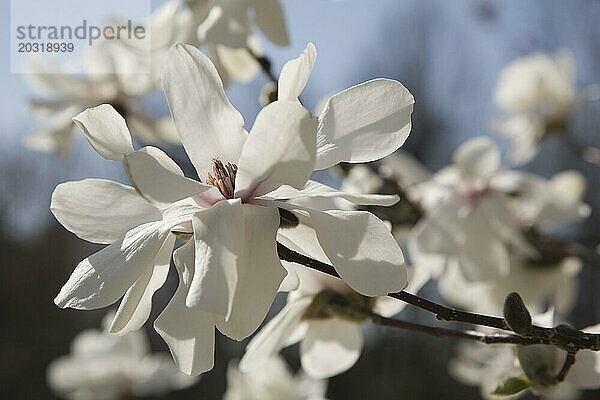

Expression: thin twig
xmin=276 ymin=241 xmax=600 ymax=353
xmin=247 ymin=47 xmax=278 ymax=84
xmin=554 ymin=351 xmax=577 ymax=383
xmin=370 ymin=313 xmax=532 ymax=345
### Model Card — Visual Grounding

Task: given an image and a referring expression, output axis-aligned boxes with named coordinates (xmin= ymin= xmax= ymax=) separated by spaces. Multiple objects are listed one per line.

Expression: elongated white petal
xmin=252 ymin=0 xmax=289 ymax=46
xmin=265 ymin=181 xmax=399 ymax=207
xmin=154 ymin=240 xmax=216 ymax=376
xmin=188 ymin=200 xmax=241 ymax=317
xmin=239 ymin=296 xmax=313 ymax=371
xmin=300 ymin=319 xmax=363 ymax=379
xmin=124 ymin=149 xmax=222 ymax=206
xmin=51 ymin=179 xmax=161 ymax=244
xmin=235 ymin=101 xmax=316 ymax=199
xmin=216 ymin=204 xmax=286 ymax=340
xmin=162 ymin=44 xmax=247 ymax=177
xmin=458 ymin=207 xmax=509 ymax=281
xmin=306 ymin=209 xmax=407 ymax=296
xmin=315 ymin=79 xmax=413 ymax=170
xmin=453 ymin=136 xmax=500 ymax=180
xmin=110 ymin=235 xmax=176 ymax=334
xmin=278 ymin=43 xmax=316 ymax=101
xmin=72 ymin=104 xmax=134 ymax=160
xmin=54 ymin=221 xmax=169 ymax=309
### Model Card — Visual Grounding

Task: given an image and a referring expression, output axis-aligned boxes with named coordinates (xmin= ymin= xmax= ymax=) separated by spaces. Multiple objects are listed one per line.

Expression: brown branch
xmin=554 ymin=351 xmax=578 ymax=383
xmin=276 ymin=241 xmax=600 ymax=353
xmin=370 ymin=313 xmax=532 ymax=345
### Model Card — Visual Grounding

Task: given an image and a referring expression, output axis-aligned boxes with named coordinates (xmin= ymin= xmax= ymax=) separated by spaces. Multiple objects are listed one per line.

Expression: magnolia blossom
xmin=497 ymin=170 xmax=591 ymax=234
xmin=224 ymin=357 xmax=328 ymax=400
xmin=131 ymin=0 xmax=289 ymax=86
xmin=451 ymin=311 xmax=600 ymax=399
xmin=47 ymin=314 xmax=197 ymax=400
xmin=52 ymin=43 xmax=414 ymax=375
xmin=409 ymin=136 xmax=535 ymax=283
xmin=436 ymin=255 xmax=581 ymax=316
xmin=492 ymin=51 xmax=592 ymax=165
xmin=240 ymin=264 xmax=429 ymax=379
xmin=24 ymin=40 xmax=178 ymax=157
xmin=195 ymin=0 xmax=289 ymax=85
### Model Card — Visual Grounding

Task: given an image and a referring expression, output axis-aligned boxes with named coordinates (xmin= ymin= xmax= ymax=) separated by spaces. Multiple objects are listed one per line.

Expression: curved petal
xmin=109 ymin=235 xmax=176 ymax=334
xmin=51 ymin=179 xmax=161 ymax=244
xmin=54 ymin=221 xmax=169 ymax=310
xmin=235 ymin=101 xmax=316 ymax=199
xmin=239 ymin=296 xmax=313 ymax=371
xmin=265 ymin=181 xmax=399 ymax=207
xmin=216 ymin=204 xmax=286 ymax=340
xmin=161 ymin=44 xmax=247 ymax=178
xmin=300 ymin=319 xmax=363 ymax=379
xmin=154 ymin=240 xmax=216 ymax=376
xmin=188 ymin=200 xmax=242 ymax=317
xmin=278 ymin=43 xmax=316 ymax=101
xmin=251 ymin=0 xmax=289 ymax=46
xmin=124 ymin=149 xmax=222 ymax=206
xmin=315 ymin=79 xmax=414 ymax=170
xmin=72 ymin=104 xmax=134 ymax=160
xmin=453 ymin=136 xmax=500 ymax=180
xmin=305 ymin=209 xmax=407 ymax=296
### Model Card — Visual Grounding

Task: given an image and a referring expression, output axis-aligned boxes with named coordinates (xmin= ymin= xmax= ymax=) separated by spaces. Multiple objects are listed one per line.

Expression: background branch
xmin=277 ymin=241 xmax=600 ymax=352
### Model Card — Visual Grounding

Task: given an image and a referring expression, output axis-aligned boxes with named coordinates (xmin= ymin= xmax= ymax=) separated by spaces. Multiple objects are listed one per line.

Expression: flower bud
xmin=503 ymin=292 xmax=533 ymax=336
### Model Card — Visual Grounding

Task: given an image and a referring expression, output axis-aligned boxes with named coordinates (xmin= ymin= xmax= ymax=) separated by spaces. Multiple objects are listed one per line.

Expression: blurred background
xmin=1 ymin=0 xmax=600 ymax=398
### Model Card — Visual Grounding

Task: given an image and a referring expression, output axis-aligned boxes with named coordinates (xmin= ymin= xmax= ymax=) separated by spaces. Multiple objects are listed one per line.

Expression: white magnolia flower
xmin=497 ymin=170 xmax=591 ymax=234
xmin=492 ymin=51 xmax=594 ymax=165
xmin=436 ymin=255 xmax=581 ymax=316
xmin=196 ymin=0 xmax=289 ymax=85
xmin=409 ymin=136 xmax=535 ymax=282
xmin=24 ymin=40 xmax=179 ymax=157
xmin=52 ymin=42 xmax=413 ymax=375
xmin=224 ymin=357 xmax=328 ymax=400
xmin=240 ymin=264 xmax=428 ymax=379
xmin=47 ymin=314 xmax=197 ymax=400
xmin=451 ymin=310 xmax=600 ymax=399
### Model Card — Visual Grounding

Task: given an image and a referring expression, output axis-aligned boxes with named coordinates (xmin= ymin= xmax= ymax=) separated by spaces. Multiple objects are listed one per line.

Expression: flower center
xmin=207 ymin=158 xmax=238 ymax=199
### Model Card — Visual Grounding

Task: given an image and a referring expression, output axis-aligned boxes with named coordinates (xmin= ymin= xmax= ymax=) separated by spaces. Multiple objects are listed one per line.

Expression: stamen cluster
xmin=207 ymin=158 xmax=238 ymax=199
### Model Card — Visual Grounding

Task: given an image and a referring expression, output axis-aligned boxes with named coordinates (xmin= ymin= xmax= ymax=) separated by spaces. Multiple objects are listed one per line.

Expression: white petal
xmin=109 ymin=235 xmax=175 ymax=334
xmin=216 ymin=204 xmax=286 ymax=340
xmin=265 ymin=181 xmax=399 ymax=207
xmin=300 ymin=319 xmax=363 ymax=379
xmin=239 ymin=296 xmax=313 ymax=371
xmin=124 ymin=148 xmax=222 ymax=206
xmin=453 ymin=136 xmax=500 ymax=180
xmin=305 ymin=209 xmax=407 ymax=296
xmin=315 ymin=79 xmax=414 ymax=170
xmin=458 ymin=208 xmax=509 ymax=281
xmin=162 ymin=44 xmax=247 ymax=178
xmin=278 ymin=43 xmax=316 ymax=101
xmin=215 ymin=45 xmax=260 ymax=83
xmin=51 ymin=179 xmax=161 ymax=244
xmin=235 ymin=101 xmax=316 ymax=199
xmin=154 ymin=240 xmax=216 ymax=375
xmin=251 ymin=0 xmax=289 ymax=46
xmin=72 ymin=104 xmax=134 ymax=160
xmin=54 ymin=221 xmax=169 ymax=309
xmin=188 ymin=201 xmax=242 ymax=317
xmin=127 ymin=113 xmax=181 ymax=145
